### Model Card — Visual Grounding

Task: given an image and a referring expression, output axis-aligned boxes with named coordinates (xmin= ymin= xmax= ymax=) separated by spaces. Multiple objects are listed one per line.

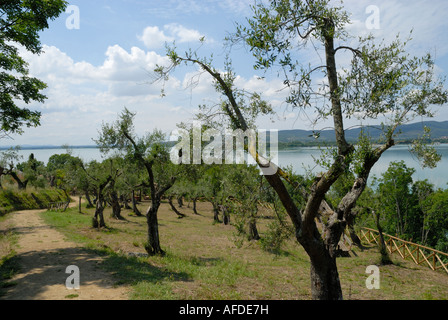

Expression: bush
xmin=259 ymin=219 xmax=293 ymax=255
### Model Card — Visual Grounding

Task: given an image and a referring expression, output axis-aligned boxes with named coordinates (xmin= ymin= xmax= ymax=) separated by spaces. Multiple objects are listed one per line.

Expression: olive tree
xmin=95 ymin=108 xmax=177 ymax=256
xmin=79 ymin=159 xmax=117 ymax=228
xmin=155 ymin=0 xmax=447 ymax=300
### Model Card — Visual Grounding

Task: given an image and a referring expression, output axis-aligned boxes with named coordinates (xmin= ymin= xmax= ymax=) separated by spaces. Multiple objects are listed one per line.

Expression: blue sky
xmin=4 ymin=0 xmax=448 ymax=147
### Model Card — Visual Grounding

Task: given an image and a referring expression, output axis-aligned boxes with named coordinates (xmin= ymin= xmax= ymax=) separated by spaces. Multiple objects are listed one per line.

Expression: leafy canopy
xmin=0 ymin=0 xmax=67 ymax=136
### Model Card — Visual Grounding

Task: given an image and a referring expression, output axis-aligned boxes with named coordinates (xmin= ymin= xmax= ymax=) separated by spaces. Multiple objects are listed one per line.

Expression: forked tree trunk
xmin=93 ymin=200 xmax=106 ymax=228
xmin=110 ymin=190 xmax=123 ymax=220
xmin=92 ymin=176 xmax=112 ymax=229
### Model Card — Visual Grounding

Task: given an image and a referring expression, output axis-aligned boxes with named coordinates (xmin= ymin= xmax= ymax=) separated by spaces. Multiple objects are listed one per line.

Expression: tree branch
xmin=334 ymin=46 xmax=361 ymax=56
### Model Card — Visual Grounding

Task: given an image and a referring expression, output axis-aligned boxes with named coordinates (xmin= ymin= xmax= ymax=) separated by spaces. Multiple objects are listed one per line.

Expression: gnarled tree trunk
xmin=93 ymin=197 xmax=107 ymax=228
xmin=92 ymin=176 xmax=111 ymax=229
xmin=110 ymin=189 xmax=123 ymax=220
xmin=132 ymin=190 xmax=142 ymax=216
xmin=168 ymin=195 xmax=186 ymax=218
xmin=212 ymin=202 xmax=220 ymax=223
xmin=9 ymin=171 xmax=28 ymax=190
xmin=85 ymin=190 xmax=94 ymax=208
xmin=192 ymin=196 xmax=199 ymax=215
xmin=145 ymin=199 xmax=164 ymax=256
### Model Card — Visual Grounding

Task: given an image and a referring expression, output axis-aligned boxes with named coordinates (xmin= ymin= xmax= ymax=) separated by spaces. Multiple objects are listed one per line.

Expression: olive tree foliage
xmin=0 ymin=146 xmax=25 ymax=188
xmin=0 ymin=148 xmax=15 ymax=182
xmin=94 ymin=108 xmax=178 ymax=256
xmin=224 ymin=164 xmax=263 ymax=242
xmin=16 ymin=153 xmax=46 ymax=188
xmin=356 ymin=162 xmax=448 ymax=254
xmin=0 ymin=0 xmax=67 ymax=137
xmin=154 ymin=0 xmax=447 ymax=300
xmin=46 ymin=153 xmax=85 ymax=194
xmin=0 ymin=147 xmax=45 ymax=189
xmin=174 ymin=165 xmax=205 ymax=215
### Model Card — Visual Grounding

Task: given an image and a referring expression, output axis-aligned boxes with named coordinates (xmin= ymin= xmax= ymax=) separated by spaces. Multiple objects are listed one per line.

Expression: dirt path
xmin=1 ymin=206 xmax=130 ymax=300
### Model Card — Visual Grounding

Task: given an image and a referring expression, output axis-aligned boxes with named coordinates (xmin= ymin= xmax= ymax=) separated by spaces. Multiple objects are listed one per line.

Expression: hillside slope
xmin=277 ymin=120 xmax=448 ymax=144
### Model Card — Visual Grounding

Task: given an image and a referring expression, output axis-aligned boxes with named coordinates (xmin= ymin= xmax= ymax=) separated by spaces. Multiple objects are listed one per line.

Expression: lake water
xmin=15 ymin=144 xmax=448 ymax=189
xmin=278 ymin=144 xmax=448 ymax=189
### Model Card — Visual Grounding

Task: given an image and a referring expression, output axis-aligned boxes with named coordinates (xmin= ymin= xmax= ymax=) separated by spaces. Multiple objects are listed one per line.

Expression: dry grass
xmin=22 ymin=199 xmax=448 ymax=300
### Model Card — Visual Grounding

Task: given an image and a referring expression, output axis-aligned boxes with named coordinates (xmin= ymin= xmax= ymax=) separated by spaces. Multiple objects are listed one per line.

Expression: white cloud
xmin=6 ymin=1 xmax=448 ymax=147
xmin=138 ymin=24 xmax=208 ymax=49
xmin=164 ymin=23 xmax=204 ymax=43
xmin=234 ymin=75 xmax=286 ymax=98
xmin=137 ymin=26 xmax=174 ymax=49
xmin=7 ymin=43 xmax=190 ymax=146
xmin=25 ymin=44 xmax=171 ymax=93
xmin=100 ymin=45 xmax=170 ymax=82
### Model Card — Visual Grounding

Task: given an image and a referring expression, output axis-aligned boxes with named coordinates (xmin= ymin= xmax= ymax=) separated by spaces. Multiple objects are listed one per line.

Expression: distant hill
xmin=0 ymin=144 xmax=99 ymax=151
xmin=277 ymin=120 xmax=448 ymax=145
xmin=1 ymin=121 xmax=446 ymax=151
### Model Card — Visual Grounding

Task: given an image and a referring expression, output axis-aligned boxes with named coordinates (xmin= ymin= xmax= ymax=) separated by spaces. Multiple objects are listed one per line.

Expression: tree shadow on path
xmin=0 ymin=246 xmax=190 ymax=300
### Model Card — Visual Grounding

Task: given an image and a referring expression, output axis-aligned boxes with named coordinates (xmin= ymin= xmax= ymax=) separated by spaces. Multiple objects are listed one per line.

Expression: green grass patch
xmin=0 ymin=253 xmax=21 ymax=297
xmin=0 ymin=212 xmax=20 ymax=297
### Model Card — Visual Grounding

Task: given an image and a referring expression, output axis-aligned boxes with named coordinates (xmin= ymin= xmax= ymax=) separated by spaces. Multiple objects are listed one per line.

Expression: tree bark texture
xmin=93 ymin=200 xmax=106 ymax=228
xmin=192 ymin=197 xmax=199 ymax=215
xmin=132 ymin=190 xmax=142 ymax=216
xmin=248 ymin=217 xmax=260 ymax=241
xmin=92 ymin=176 xmax=112 ymax=229
xmin=110 ymin=190 xmax=123 ymax=220
xmin=212 ymin=202 xmax=221 ymax=223
xmin=85 ymin=190 xmax=94 ymax=208
xmin=9 ymin=171 xmax=28 ymax=190
xmin=145 ymin=200 xmax=165 ymax=256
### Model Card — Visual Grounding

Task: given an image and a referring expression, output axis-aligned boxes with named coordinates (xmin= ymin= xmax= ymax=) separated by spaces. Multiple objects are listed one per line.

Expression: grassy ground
xmin=0 ymin=187 xmax=67 ymax=217
xmin=4 ymin=199 xmax=448 ymax=300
